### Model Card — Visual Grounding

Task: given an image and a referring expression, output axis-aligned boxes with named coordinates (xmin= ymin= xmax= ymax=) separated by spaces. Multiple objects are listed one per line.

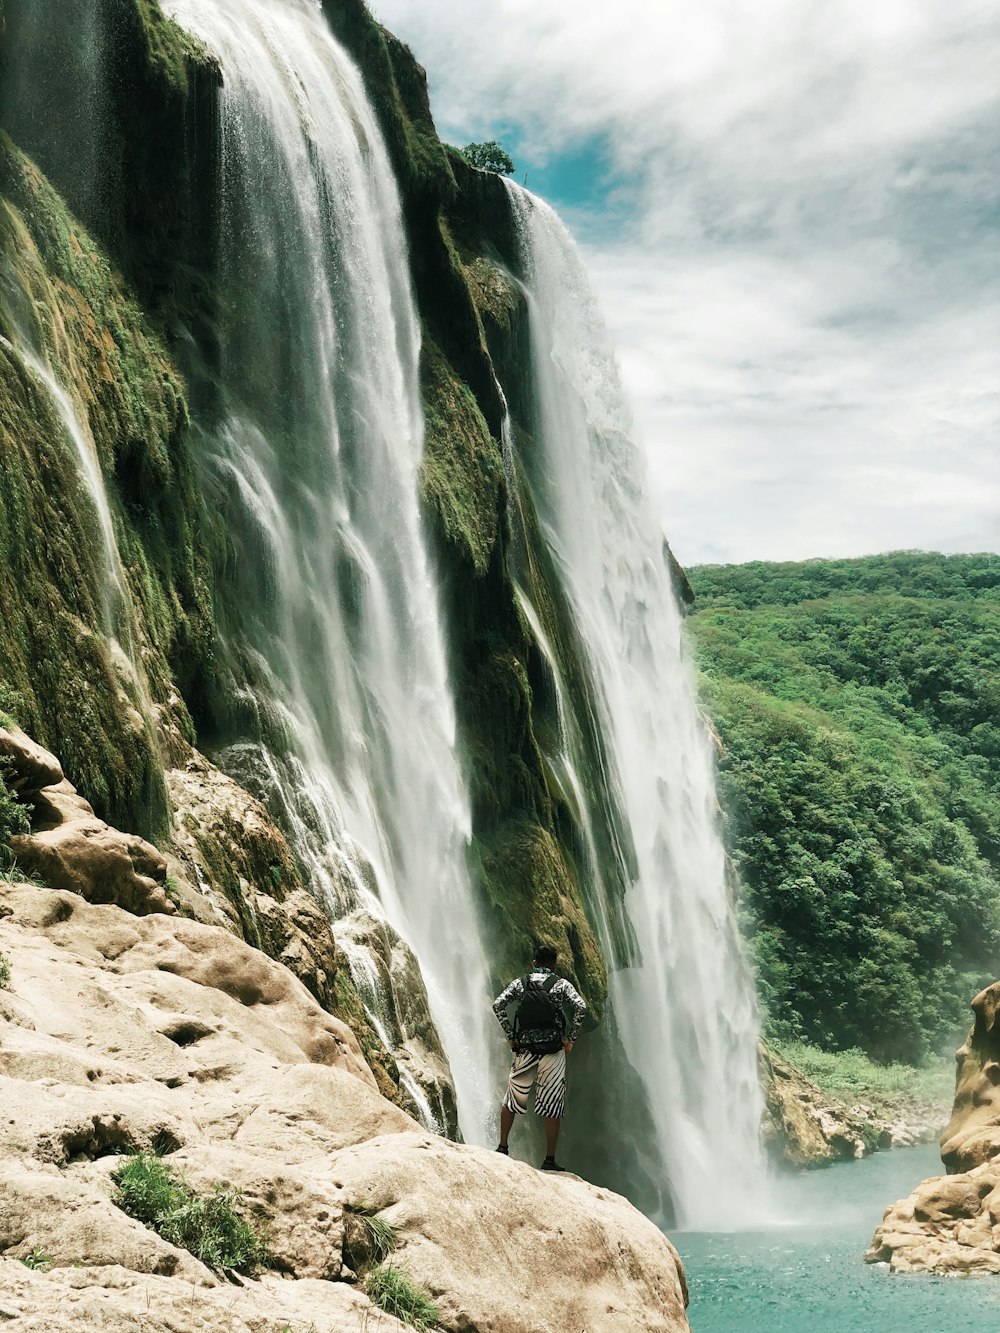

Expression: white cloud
xmin=374 ymin=0 xmax=1000 ymax=564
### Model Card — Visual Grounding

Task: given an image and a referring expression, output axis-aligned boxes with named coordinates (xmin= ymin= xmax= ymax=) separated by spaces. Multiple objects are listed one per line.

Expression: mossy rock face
xmin=420 ymin=337 xmax=504 ymax=578
xmin=0 ymin=0 xmax=221 ymax=331
xmin=0 ymin=137 xmax=215 ymax=837
xmin=326 ymin=17 xmax=626 ymax=1014
xmin=481 ymin=820 xmax=607 ymax=1023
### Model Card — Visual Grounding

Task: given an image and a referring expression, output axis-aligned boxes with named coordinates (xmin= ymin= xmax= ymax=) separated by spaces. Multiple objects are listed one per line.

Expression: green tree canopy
xmin=687 ymin=552 xmax=1000 ymax=1063
xmin=460 ymin=140 xmax=516 ymax=175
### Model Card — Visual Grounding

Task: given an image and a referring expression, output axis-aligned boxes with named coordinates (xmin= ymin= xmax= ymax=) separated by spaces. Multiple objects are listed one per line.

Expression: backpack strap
xmin=541 ymin=974 xmax=559 ymax=994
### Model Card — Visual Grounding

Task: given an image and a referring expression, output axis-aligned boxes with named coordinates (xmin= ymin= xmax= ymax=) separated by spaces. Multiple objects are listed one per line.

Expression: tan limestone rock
xmin=942 ymin=981 xmax=1000 ymax=1173
xmin=0 ymin=724 xmax=171 ymax=916
xmin=759 ymin=1042 xmax=882 ymax=1167
xmin=0 ymin=724 xmax=63 ymax=797
xmin=165 ymin=750 xmax=452 ymax=1124
xmin=332 ymin=1130 xmax=690 ymax=1332
xmin=0 ymin=880 xmax=691 ymax=1331
xmin=867 ymin=980 xmax=1000 ymax=1274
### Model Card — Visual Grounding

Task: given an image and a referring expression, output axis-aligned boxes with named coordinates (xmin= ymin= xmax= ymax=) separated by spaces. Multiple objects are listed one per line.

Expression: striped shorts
xmin=503 ymin=1048 xmax=567 ymax=1119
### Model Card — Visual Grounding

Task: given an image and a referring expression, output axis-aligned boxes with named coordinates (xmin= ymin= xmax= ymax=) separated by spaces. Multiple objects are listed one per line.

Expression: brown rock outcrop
xmin=165 ymin=750 xmax=460 ymax=1130
xmin=2 ymin=726 xmax=171 ymax=915
xmin=867 ymin=981 xmax=1000 ymax=1274
xmin=0 ymin=879 xmax=691 ymax=1331
xmin=759 ymin=1042 xmax=882 ymax=1167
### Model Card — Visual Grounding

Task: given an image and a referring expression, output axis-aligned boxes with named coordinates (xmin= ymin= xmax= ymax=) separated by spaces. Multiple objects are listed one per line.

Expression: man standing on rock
xmin=492 ymin=943 xmax=587 ymax=1171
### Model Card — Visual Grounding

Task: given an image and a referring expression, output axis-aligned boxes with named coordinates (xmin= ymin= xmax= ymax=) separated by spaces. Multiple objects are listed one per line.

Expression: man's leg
xmin=498 ymin=1051 xmax=538 ymax=1152
xmin=499 ymin=1104 xmax=516 ymax=1150
xmin=535 ymin=1050 xmax=568 ymax=1169
xmin=544 ymin=1115 xmax=561 ymax=1158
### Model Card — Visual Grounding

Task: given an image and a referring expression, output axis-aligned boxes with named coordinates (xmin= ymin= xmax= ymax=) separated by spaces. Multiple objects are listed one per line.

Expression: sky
xmin=372 ymin=0 xmax=1000 ymax=566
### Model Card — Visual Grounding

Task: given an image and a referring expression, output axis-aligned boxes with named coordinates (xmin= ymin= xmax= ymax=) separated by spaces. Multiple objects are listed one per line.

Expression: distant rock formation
xmin=867 ymin=982 xmax=1000 ymax=1274
xmin=760 ymin=1043 xmax=880 ymax=1166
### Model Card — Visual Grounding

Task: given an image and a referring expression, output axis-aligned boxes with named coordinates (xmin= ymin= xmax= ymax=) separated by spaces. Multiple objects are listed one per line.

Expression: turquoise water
xmin=675 ymin=1144 xmax=1000 ymax=1332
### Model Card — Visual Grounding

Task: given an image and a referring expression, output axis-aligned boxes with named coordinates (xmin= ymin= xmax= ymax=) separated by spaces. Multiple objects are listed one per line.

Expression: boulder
xmin=0 ymin=724 xmax=63 ymax=797
xmin=941 ymin=981 xmax=1000 ymax=1173
xmin=867 ymin=981 xmax=1000 ymax=1274
xmin=1 ymin=725 xmax=170 ymax=915
xmin=332 ymin=1130 xmax=691 ymax=1333
xmin=0 ymin=881 xmax=691 ymax=1331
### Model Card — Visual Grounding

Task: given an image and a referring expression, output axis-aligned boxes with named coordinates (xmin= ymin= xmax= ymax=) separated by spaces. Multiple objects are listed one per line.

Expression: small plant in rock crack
xmin=20 ymin=1248 xmax=53 ymax=1271
xmin=0 ymin=951 xmax=10 ymax=989
xmin=364 ymin=1264 xmax=440 ymax=1331
xmin=344 ymin=1201 xmax=398 ymax=1270
xmin=113 ymin=1152 xmax=268 ymax=1275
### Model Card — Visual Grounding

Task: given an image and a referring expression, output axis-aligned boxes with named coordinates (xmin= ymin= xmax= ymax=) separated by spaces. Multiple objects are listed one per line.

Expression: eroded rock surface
xmin=760 ymin=1043 xmax=882 ymax=1167
xmin=166 ymin=749 xmax=460 ymax=1131
xmin=0 ymin=880 xmax=691 ymax=1331
xmin=2 ymin=726 xmax=171 ymax=915
xmin=867 ymin=981 xmax=1000 ymax=1274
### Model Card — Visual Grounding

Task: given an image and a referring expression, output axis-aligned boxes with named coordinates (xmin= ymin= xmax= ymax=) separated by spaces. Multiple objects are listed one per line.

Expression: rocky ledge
xmin=0 ymin=875 xmax=690 ymax=1330
xmin=867 ymin=981 xmax=1000 ymax=1275
xmin=760 ymin=1044 xmax=944 ymax=1170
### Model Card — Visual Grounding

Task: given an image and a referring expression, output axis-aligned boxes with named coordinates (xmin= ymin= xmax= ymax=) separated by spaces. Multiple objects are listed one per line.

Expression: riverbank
xmin=677 ymin=1144 xmax=1000 ymax=1332
xmin=771 ymin=1042 xmax=953 ymax=1158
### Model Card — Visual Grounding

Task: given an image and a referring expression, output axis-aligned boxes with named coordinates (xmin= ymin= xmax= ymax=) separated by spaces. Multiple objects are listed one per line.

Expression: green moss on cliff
xmin=0 ymin=137 xmax=215 ymax=834
xmin=1 ymin=0 xmax=221 ymax=338
xmin=321 ymin=0 xmax=453 ymax=207
xmin=482 ymin=821 xmax=606 ymax=1020
xmin=420 ymin=338 xmax=503 ymax=577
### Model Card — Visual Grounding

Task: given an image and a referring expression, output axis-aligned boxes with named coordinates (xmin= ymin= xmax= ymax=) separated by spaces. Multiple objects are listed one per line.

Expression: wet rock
xmin=759 ymin=1043 xmax=880 ymax=1167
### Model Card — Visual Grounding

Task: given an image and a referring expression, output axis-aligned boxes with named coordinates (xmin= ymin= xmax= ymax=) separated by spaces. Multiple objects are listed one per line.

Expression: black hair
xmin=533 ymin=943 xmax=558 ymax=969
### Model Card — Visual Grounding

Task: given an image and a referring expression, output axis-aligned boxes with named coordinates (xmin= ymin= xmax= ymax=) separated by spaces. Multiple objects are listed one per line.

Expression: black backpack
xmin=514 ymin=974 xmax=565 ymax=1053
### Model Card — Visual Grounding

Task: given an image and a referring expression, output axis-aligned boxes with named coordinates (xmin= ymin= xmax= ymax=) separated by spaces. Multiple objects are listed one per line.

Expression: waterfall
xmin=507 ymin=185 xmax=765 ymax=1228
xmin=2 ymin=328 xmax=156 ymax=726
xmin=162 ymin=0 xmax=496 ymax=1140
xmin=11 ymin=341 xmax=124 ymax=627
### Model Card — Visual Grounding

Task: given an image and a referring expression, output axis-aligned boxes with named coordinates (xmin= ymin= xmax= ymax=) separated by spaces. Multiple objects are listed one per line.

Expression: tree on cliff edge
xmin=460 ymin=140 xmax=516 ymax=175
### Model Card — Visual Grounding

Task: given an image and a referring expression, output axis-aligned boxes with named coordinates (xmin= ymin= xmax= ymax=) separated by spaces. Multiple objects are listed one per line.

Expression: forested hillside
xmin=689 ymin=552 xmax=1000 ymax=1063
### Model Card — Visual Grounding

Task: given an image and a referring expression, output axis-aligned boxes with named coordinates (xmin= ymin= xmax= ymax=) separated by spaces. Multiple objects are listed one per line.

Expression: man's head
xmin=533 ymin=943 xmax=558 ymax=969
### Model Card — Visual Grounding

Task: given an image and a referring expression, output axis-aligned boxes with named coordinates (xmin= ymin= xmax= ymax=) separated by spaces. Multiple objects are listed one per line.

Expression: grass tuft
xmin=113 ymin=1152 xmax=267 ymax=1274
xmin=0 ymin=952 xmax=10 ymax=989
xmin=20 ymin=1247 xmax=53 ymax=1271
xmin=344 ymin=1200 xmax=398 ymax=1271
xmin=364 ymin=1264 xmax=440 ymax=1330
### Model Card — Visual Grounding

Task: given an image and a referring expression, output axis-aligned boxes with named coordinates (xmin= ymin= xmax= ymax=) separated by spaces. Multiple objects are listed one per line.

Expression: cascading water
xmin=11 ymin=340 xmax=123 ymax=626
xmin=2 ymin=326 xmax=156 ymax=725
xmin=507 ymin=185 xmax=765 ymax=1228
xmin=161 ymin=0 xmax=497 ymax=1140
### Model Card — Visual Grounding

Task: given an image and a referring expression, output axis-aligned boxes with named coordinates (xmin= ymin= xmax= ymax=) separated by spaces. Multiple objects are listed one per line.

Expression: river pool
xmin=674 ymin=1143 xmax=1000 ymax=1332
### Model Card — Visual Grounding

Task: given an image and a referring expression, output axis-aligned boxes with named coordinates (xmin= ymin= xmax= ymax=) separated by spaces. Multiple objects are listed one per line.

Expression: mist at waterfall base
xmin=505 ymin=184 xmax=765 ymax=1230
xmin=679 ymin=1144 xmax=1000 ymax=1332
xmin=161 ymin=0 xmax=499 ymax=1141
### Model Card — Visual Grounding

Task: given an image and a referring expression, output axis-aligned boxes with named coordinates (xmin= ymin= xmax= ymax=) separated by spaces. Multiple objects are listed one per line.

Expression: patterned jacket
xmin=492 ymin=968 xmax=587 ymax=1048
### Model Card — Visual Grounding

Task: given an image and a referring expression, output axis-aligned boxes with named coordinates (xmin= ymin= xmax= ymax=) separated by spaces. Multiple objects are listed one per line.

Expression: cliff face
xmin=0 ymin=0 xmax=629 ymax=1145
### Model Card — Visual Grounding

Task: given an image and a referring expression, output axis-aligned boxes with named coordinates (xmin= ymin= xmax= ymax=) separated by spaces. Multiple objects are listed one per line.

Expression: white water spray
xmin=508 ymin=186 xmax=765 ymax=1228
xmin=163 ymin=0 xmax=496 ymax=1140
